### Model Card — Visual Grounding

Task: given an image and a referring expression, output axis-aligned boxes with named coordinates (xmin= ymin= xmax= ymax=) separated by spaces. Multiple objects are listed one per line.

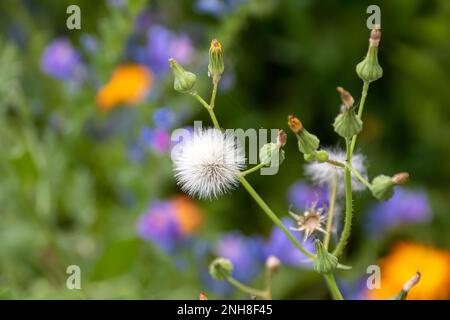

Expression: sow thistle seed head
xmin=172 ymin=128 xmax=246 ymax=200
xmin=288 ymin=202 xmax=327 ymax=242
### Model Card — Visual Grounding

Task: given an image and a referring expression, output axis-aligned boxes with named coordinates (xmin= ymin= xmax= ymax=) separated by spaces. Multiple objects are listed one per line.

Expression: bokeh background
xmin=0 ymin=0 xmax=449 ymax=299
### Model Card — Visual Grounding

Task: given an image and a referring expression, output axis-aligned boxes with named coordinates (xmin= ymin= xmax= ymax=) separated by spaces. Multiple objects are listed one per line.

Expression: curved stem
xmin=350 ymin=81 xmax=369 ymax=154
xmin=333 ymin=142 xmax=353 ymax=257
xmin=347 ymin=165 xmax=372 ymax=189
xmin=226 ymin=276 xmax=270 ymax=300
xmin=239 ymin=176 xmax=315 ymax=260
xmin=323 ymin=175 xmax=337 ymax=250
xmin=323 ymin=274 xmax=344 ymax=300
xmin=240 ymin=162 xmax=266 ymax=177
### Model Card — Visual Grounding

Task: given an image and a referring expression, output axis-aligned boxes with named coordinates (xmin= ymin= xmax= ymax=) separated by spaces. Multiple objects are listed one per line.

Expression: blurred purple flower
xmin=140 ymin=126 xmax=171 ymax=153
xmin=216 ymin=232 xmax=264 ymax=283
xmin=366 ymin=188 xmax=431 ymax=236
xmin=153 ymin=107 xmax=176 ymax=129
xmin=287 ymin=181 xmax=328 ymax=211
xmin=40 ymin=38 xmax=84 ymax=81
xmin=147 ymin=25 xmax=194 ymax=75
xmin=137 ymin=201 xmax=181 ymax=253
xmin=338 ymin=277 xmax=369 ymax=300
xmin=80 ymin=34 xmax=98 ymax=54
xmin=195 ymin=0 xmax=248 ymax=17
xmin=264 ymin=217 xmax=315 ymax=267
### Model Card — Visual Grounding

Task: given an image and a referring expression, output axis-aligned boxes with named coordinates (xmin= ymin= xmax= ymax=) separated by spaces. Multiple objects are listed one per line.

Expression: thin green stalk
xmin=240 ymin=162 xmax=266 ymax=176
xmin=239 ymin=176 xmax=315 ymax=260
xmin=191 ymin=92 xmax=221 ymax=128
xmin=323 ymin=274 xmax=344 ymax=300
xmin=323 ymin=175 xmax=337 ymax=250
xmin=350 ymin=81 xmax=369 ymax=153
xmin=226 ymin=276 xmax=270 ymax=300
xmin=347 ymin=165 xmax=372 ymax=189
xmin=210 ymin=78 xmax=219 ymax=109
xmin=333 ymin=142 xmax=353 ymax=257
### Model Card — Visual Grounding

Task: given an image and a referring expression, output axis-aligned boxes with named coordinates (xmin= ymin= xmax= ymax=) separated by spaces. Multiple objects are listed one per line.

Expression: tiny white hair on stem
xmin=304 ymin=147 xmax=368 ymax=195
xmin=172 ymin=128 xmax=246 ymax=199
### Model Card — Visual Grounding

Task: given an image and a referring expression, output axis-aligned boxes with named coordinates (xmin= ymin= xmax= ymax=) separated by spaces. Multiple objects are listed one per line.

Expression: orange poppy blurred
xmin=96 ymin=64 xmax=152 ymax=111
xmin=172 ymin=196 xmax=203 ymax=235
xmin=368 ymin=242 xmax=450 ymax=300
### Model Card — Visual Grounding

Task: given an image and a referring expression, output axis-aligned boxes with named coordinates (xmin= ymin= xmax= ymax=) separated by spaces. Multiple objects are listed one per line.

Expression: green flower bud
xmin=333 ymin=107 xmax=363 ymax=140
xmin=209 ymin=258 xmax=233 ymax=281
xmin=389 ymin=272 xmax=421 ymax=300
xmin=316 ymin=150 xmax=329 ymax=163
xmin=313 ymin=240 xmax=338 ymax=274
xmin=371 ymin=175 xmax=395 ymax=201
xmin=356 ymin=27 xmax=383 ymax=83
xmin=208 ymin=39 xmax=224 ymax=81
xmin=259 ymin=143 xmax=285 ymax=166
xmin=304 ymin=153 xmax=316 ymax=162
xmin=168 ymin=58 xmax=196 ymax=93
xmin=287 ymin=115 xmax=320 ymax=155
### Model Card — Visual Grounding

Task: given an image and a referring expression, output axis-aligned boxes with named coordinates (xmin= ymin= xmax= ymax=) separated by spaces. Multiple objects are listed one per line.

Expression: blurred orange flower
xmin=172 ymin=196 xmax=203 ymax=235
xmin=369 ymin=242 xmax=450 ymax=300
xmin=96 ymin=64 xmax=152 ymax=111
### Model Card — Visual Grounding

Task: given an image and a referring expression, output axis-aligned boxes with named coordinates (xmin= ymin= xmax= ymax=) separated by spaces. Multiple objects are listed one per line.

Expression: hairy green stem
xmin=333 ymin=142 xmax=353 ymax=257
xmin=323 ymin=175 xmax=337 ymax=250
xmin=323 ymin=274 xmax=344 ymax=300
xmin=350 ymin=81 xmax=369 ymax=153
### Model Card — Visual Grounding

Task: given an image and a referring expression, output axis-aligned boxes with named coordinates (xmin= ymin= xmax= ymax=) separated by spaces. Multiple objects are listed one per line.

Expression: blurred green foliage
xmin=0 ymin=0 xmax=449 ymax=299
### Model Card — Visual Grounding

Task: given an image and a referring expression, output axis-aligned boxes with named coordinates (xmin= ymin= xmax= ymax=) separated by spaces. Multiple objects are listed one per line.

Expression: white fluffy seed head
xmin=304 ymin=147 xmax=368 ymax=195
xmin=172 ymin=128 xmax=246 ymax=200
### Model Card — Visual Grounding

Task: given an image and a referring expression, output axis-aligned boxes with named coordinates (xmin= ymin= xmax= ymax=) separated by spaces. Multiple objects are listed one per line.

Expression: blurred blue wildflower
xmin=216 ymin=232 xmax=264 ymax=283
xmin=153 ymin=107 xmax=176 ymax=129
xmin=287 ymin=181 xmax=328 ymax=211
xmin=137 ymin=201 xmax=181 ymax=253
xmin=264 ymin=217 xmax=315 ymax=267
xmin=195 ymin=0 xmax=248 ymax=17
xmin=140 ymin=126 xmax=171 ymax=153
xmin=365 ymin=187 xmax=431 ymax=236
xmin=80 ymin=34 xmax=99 ymax=54
xmin=40 ymin=38 xmax=84 ymax=81
xmin=338 ymin=277 xmax=369 ymax=300
xmin=147 ymin=25 xmax=194 ymax=75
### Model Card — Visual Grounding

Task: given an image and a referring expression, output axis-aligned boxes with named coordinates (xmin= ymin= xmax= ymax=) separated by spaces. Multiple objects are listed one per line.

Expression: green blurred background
xmin=0 ymin=0 xmax=449 ymax=299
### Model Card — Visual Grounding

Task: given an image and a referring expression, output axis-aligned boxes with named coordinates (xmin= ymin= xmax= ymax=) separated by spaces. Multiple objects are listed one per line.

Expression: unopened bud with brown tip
xmin=337 ymin=86 xmax=354 ymax=108
xmin=390 ymin=271 xmax=421 ymax=300
xmin=265 ymin=256 xmax=281 ymax=273
xmin=199 ymin=292 xmax=208 ymax=300
xmin=392 ymin=172 xmax=410 ymax=185
xmin=370 ymin=25 xmax=381 ymax=48
xmin=287 ymin=115 xmax=302 ymax=133
xmin=277 ymin=130 xmax=287 ymax=147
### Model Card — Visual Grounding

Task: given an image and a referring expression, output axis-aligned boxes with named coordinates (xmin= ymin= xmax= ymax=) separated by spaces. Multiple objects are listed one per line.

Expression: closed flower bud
xmin=259 ymin=143 xmax=285 ymax=166
xmin=313 ymin=240 xmax=338 ymax=274
xmin=288 ymin=115 xmax=320 ymax=155
xmin=168 ymin=58 xmax=196 ymax=93
xmin=316 ymin=150 xmax=329 ymax=163
xmin=356 ymin=26 xmax=383 ymax=83
xmin=392 ymin=172 xmax=410 ymax=185
xmin=337 ymin=87 xmax=354 ymax=108
xmin=209 ymin=258 xmax=233 ymax=281
xmin=276 ymin=129 xmax=287 ymax=147
xmin=208 ymin=39 xmax=224 ymax=81
xmin=333 ymin=107 xmax=363 ymax=140
xmin=199 ymin=292 xmax=208 ymax=300
xmin=265 ymin=255 xmax=281 ymax=273
xmin=390 ymin=272 xmax=421 ymax=300
xmin=371 ymin=174 xmax=395 ymax=200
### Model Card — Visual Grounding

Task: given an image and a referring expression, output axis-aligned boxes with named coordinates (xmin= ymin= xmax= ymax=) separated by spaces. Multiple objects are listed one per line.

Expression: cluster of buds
xmin=371 ymin=172 xmax=410 ymax=200
xmin=333 ymin=87 xmax=363 ymax=140
xmin=169 ymin=39 xmax=225 ymax=94
xmin=356 ymin=26 xmax=383 ymax=83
